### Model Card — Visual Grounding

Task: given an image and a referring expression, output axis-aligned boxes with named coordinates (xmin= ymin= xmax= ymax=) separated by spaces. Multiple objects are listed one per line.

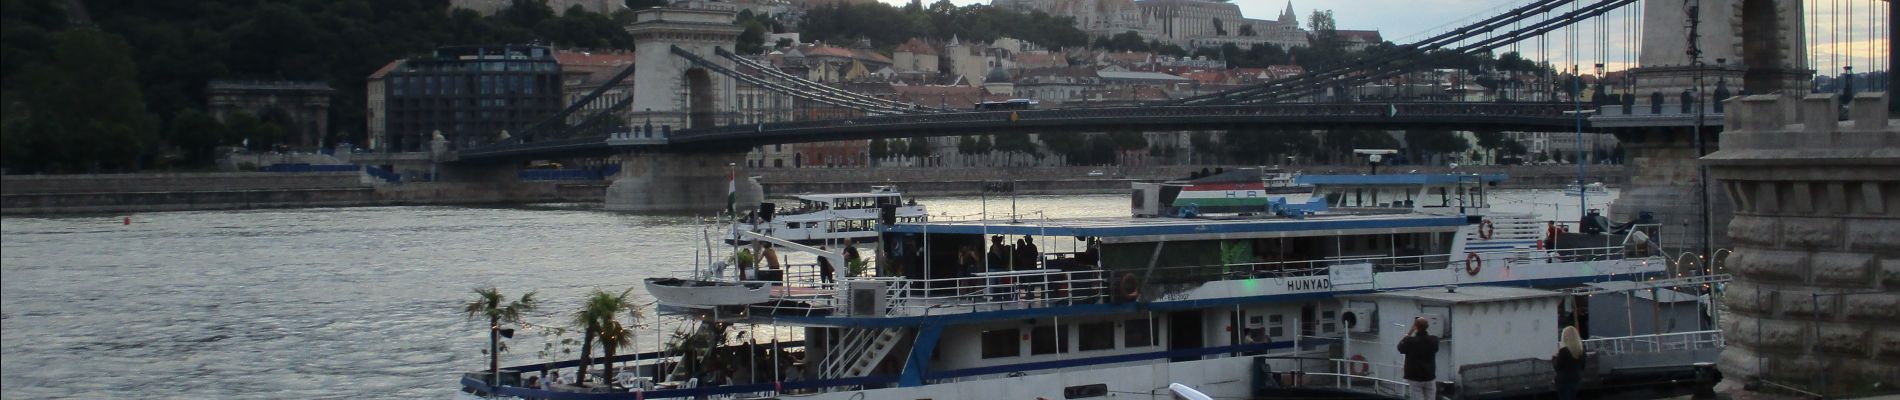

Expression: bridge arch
xmin=685 ymin=67 xmax=715 ymax=129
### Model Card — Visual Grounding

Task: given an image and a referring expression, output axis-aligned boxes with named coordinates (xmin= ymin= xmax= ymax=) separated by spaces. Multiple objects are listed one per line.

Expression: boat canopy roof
xmin=1296 ymin=173 xmax=1507 ymax=186
xmin=796 ymin=192 xmax=903 ymax=202
xmin=883 ymin=213 xmax=1468 ymax=240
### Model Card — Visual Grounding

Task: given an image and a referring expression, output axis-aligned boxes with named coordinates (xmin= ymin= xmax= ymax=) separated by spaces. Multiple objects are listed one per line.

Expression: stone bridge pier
xmin=1595 ymin=0 xmax=1813 ymax=253
xmin=1709 ymin=93 xmax=1897 ymax=393
xmin=603 ymin=150 xmax=757 ymax=212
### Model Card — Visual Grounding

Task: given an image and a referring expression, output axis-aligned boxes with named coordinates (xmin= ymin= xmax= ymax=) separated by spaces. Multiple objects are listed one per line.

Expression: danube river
xmin=1 ymin=189 xmax=1612 ymax=399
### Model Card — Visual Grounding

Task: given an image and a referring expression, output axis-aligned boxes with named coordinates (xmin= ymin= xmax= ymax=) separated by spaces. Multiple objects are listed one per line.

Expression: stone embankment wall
xmin=0 ymin=172 xmax=603 ymax=215
xmin=1707 ymin=93 xmax=1899 ymax=394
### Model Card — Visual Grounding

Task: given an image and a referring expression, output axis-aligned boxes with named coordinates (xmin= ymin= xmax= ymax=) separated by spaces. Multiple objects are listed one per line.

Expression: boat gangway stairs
xmin=818 ymin=326 xmax=912 ymax=381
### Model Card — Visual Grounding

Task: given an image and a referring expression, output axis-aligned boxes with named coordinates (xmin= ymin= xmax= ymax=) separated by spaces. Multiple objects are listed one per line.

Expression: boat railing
xmin=1582 ymin=329 xmax=1724 ymax=356
xmin=1248 ymin=356 xmax=1414 ymax=398
xmin=868 ymin=269 xmax=1110 ymax=315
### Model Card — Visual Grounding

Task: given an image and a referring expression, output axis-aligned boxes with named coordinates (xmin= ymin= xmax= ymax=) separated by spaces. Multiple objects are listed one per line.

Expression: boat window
xmin=1063 ymin=383 xmax=1109 ymax=399
xmin=1268 ymin=314 xmax=1285 ymax=338
xmin=1078 ymin=321 xmax=1116 ymax=351
xmin=1124 ymin=318 xmax=1155 ymax=348
xmin=981 ymin=328 xmax=1020 ymax=359
xmin=1031 ymin=325 xmax=1070 ymax=355
xmin=1321 ymin=311 xmax=1337 ymax=334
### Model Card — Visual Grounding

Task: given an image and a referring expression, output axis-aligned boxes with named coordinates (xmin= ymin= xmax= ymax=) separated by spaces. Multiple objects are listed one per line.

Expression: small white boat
xmin=643 ymin=277 xmax=771 ymax=308
xmin=729 ymin=185 xmax=927 ymax=245
xmin=1564 ymin=182 xmax=1610 ymax=196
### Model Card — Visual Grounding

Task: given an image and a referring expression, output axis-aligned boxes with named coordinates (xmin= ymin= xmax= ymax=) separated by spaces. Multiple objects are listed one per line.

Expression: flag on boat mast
xmin=726 ymin=166 xmax=737 ymax=217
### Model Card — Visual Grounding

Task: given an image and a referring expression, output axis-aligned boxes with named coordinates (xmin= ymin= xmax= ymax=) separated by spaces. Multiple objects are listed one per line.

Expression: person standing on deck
xmin=1552 ymin=326 xmax=1586 ymax=400
xmin=1397 ymin=318 xmax=1440 ymax=400
xmin=1017 ymin=236 xmax=1040 ymax=269
xmin=841 ymin=239 xmax=861 ymax=266
xmin=987 ymin=235 xmax=1010 ymax=272
xmin=816 ymin=246 xmax=836 ymax=283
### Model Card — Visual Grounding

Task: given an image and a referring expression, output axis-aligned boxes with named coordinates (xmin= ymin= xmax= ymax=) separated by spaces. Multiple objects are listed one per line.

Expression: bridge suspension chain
xmin=1173 ymin=0 xmax=1578 ymax=105
xmin=1240 ymin=0 xmax=1641 ymax=104
xmin=714 ymin=47 xmax=944 ymax=113
xmin=670 ymin=46 xmax=919 ymax=115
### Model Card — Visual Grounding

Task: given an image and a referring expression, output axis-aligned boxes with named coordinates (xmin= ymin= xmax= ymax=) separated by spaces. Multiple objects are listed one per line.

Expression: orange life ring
xmin=1119 ymin=273 xmax=1140 ymax=301
xmin=1465 ymin=252 xmax=1482 ymax=276
xmin=1349 ymin=355 xmax=1371 ymax=375
xmin=1479 ymin=220 xmax=1495 ymax=239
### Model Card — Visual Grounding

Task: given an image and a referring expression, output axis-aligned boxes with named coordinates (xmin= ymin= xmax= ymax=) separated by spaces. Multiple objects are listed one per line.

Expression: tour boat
xmin=460 ymin=169 xmax=1725 ymax=400
xmin=726 ymin=185 xmax=927 ymax=245
xmin=1563 ymin=182 xmax=1610 ymax=197
xmin=1262 ymin=167 xmax=1313 ymax=194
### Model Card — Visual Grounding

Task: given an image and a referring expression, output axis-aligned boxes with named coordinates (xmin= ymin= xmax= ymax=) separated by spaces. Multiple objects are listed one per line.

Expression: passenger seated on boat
xmin=526 ymin=375 xmax=541 ymax=389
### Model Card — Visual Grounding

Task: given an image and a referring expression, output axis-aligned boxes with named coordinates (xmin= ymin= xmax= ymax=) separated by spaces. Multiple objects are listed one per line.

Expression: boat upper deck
xmin=883 ymin=211 xmax=1469 ymax=243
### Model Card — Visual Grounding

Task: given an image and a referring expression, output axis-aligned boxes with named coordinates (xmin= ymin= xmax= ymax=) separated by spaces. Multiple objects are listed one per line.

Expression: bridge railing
xmin=673 ymin=102 xmax=1579 ymax=139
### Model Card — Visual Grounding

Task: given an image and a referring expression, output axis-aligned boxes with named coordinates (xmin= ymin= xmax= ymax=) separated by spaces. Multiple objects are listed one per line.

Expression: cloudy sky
xmin=874 ymin=0 xmax=1889 ymax=75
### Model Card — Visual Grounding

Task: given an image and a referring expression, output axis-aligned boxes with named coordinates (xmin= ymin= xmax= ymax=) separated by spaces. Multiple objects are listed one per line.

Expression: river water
xmin=0 ymin=189 xmax=1612 ymax=399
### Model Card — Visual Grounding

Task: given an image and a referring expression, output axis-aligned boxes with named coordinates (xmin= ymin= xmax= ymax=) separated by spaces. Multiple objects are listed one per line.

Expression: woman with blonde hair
xmin=1552 ymin=325 xmax=1586 ymax=400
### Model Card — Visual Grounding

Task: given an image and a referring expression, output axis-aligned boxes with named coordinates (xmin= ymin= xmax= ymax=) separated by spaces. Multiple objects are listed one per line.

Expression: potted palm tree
xmin=572 ymin=288 xmax=635 ymax=387
xmin=464 ymin=287 xmax=537 ymax=387
xmin=597 ymin=306 xmax=642 ymax=384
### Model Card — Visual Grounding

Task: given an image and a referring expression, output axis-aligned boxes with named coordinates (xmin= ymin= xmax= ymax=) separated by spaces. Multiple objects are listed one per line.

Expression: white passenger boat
xmin=727 ymin=185 xmax=927 ymax=245
xmin=460 ymin=170 xmax=1724 ymax=400
xmin=1563 ymin=182 xmax=1610 ymax=197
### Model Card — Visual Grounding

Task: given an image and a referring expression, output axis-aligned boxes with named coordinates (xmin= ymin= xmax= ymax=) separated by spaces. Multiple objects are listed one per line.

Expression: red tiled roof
xmin=368 ymin=60 xmax=404 ymax=79
xmin=850 ymin=48 xmax=892 ymax=64
xmin=553 ymin=50 xmax=635 ymax=68
xmin=1102 ymin=51 xmax=1153 ymax=64
xmin=801 ymin=45 xmax=856 ymax=59
xmin=894 ymin=38 xmax=937 ymax=56
xmin=1014 ymin=52 xmax=1065 ymax=67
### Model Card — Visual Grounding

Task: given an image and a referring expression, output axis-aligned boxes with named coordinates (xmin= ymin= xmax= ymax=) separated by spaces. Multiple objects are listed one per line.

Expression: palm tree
xmin=572 ymin=288 xmax=635 ymax=386
xmin=596 ymin=320 xmax=634 ymax=382
xmin=464 ymin=287 xmax=538 ymax=387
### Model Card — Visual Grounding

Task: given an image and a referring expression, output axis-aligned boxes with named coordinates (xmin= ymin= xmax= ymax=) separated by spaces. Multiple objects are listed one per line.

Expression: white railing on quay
xmin=1582 ymin=329 xmax=1724 ymax=356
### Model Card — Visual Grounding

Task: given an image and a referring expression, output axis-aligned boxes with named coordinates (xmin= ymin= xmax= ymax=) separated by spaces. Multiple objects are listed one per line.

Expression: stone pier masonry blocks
xmin=1706 ymin=92 xmax=1899 ymax=393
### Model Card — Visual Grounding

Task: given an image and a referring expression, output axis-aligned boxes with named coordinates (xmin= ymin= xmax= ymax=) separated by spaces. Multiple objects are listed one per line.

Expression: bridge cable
xmin=1238 ymin=0 xmax=1641 ymax=103
xmin=1175 ymin=0 xmax=1574 ymax=104
xmin=504 ymin=63 xmax=638 ymax=145
xmin=671 ymin=46 xmax=919 ymax=115
xmin=673 ymin=47 xmax=910 ymax=113
xmin=1211 ymin=0 xmax=1635 ymax=104
xmin=1170 ymin=0 xmax=1578 ymax=105
xmin=715 ymin=48 xmax=943 ymax=112
xmin=1241 ymin=0 xmax=1638 ymax=104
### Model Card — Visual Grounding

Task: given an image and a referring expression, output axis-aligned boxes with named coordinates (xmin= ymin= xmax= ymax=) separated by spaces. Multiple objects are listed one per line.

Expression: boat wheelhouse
xmin=729 ymin=185 xmax=927 ymax=245
xmin=462 ymin=174 xmax=1701 ymax=400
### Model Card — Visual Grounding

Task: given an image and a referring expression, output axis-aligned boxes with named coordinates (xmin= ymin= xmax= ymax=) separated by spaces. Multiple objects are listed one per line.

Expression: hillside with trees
xmin=1 ymin=0 xmax=648 ymax=173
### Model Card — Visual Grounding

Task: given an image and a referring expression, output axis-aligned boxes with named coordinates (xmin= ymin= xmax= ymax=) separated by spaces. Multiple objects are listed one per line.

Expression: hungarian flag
xmin=726 ymin=169 xmax=737 ymax=217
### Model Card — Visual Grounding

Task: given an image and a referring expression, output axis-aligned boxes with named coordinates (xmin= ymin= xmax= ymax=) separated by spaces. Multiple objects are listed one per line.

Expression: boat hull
xmin=644 ymin=278 xmax=772 ymax=308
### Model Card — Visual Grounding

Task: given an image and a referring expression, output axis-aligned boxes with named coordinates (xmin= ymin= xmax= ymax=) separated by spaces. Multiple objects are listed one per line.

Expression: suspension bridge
xmin=430 ymin=1 xmax=1890 ymax=239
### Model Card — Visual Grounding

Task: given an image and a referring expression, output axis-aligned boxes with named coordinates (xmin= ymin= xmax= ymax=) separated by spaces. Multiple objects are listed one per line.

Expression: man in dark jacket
xmin=1397 ymin=318 xmax=1440 ymax=400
